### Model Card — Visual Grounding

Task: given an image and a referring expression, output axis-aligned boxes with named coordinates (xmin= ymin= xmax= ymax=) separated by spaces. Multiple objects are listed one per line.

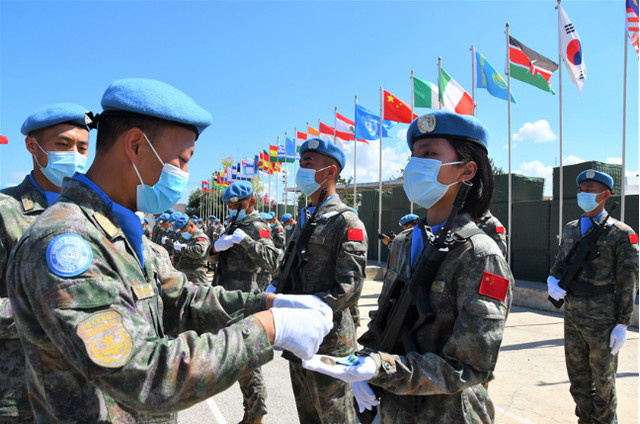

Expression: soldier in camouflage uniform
xmin=271 ymin=138 xmax=368 ymax=424
xmin=209 ymin=181 xmax=281 ymax=424
xmin=268 ymin=213 xmax=286 ymax=250
xmin=151 ymin=212 xmax=170 ymax=245
xmin=303 ymin=111 xmax=514 ymax=424
xmin=7 ymin=78 xmax=333 ymax=424
xmin=162 ymin=213 xmax=179 ymax=263
xmin=477 ymin=210 xmax=507 ymax=258
xmin=548 ymin=170 xmax=638 ymax=424
xmin=173 ymin=214 xmax=211 ymax=285
xmin=0 ymin=103 xmax=90 ymax=423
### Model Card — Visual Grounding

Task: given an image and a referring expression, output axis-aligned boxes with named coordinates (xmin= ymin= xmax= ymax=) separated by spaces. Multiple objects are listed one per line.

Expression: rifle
xmin=212 ymin=211 xmax=239 ymax=285
xmin=548 ymin=202 xmax=617 ymax=309
xmin=357 ymin=181 xmax=472 ymax=424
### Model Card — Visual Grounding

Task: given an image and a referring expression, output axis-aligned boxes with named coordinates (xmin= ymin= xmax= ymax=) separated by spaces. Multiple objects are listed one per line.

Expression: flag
xmin=413 ymin=76 xmax=441 ymax=108
xmin=277 ymin=144 xmax=286 ymax=163
xmin=269 ymin=144 xmax=278 ymax=162
xmin=261 ymin=150 xmax=270 ymax=172
xmin=627 ymin=0 xmax=639 ymax=55
xmin=295 ymin=131 xmax=307 ymax=157
xmin=354 ymin=104 xmax=394 ymax=141
xmin=0 ymin=136 xmax=7 ymax=144
xmin=201 ymin=180 xmax=208 ymax=192
xmin=473 ymin=48 xmax=517 ymax=104
xmin=558 ymin=5 xmax=587 ymax=94
xmin=285 ymin=137 xmax=296 ymax=162
xmin=439 ymin=67 xmax=474 ymax=115
xmin=508 ymin=36 xmax=558 ymax=94
xmin=318 ymin=122 xmax=335 ymax=142
xmin=382 ymin=89 xmax=418 ymax=123
xmin=307 ymin=126 xmax=319 ymax=138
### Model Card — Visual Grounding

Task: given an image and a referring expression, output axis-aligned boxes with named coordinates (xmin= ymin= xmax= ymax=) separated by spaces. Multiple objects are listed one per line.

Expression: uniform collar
xmin=28 ymin=172 xmax=60 ymax=206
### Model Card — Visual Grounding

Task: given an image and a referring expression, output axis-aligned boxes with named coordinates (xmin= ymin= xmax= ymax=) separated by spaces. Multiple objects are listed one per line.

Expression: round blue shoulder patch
xmin=46 ymin=234 xmax=93 ymax=278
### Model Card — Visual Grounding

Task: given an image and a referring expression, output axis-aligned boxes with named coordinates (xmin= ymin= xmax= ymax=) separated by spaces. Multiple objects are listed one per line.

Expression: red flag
xmin=478 ymin=271 xmax=510 ymax=302
xmin=0 ymin=136 xmax=7 ymax=144
xmin=383 ymin=90 xmax=418 ymax=123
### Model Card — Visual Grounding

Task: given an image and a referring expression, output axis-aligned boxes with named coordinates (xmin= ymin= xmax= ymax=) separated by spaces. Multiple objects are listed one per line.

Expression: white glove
xmin=214 ymin=235 xmax=235 ymax=252
xmin=547 ymin=276 xmax=566 ymax=301
xmin=271 ymin=307 xmax=333 ymax=360
xmin=609 ymin=324 xmax=628 ymax=355
xmin=173 ymin=241 xmax=184 ymax=251
xmin=302 ymin=354 xmax=377 ymax=383
xmin=161 ymin=236 xmax=167 ymax=244
xmin=353 ymin=381 xmax=378 ymax=413
xmin=266 ymin=284 xmax=277 ymax=294
xmin=273 ymin=294 xmax=333 ymax=321
xmin=231 ymin=228 xmax=247 ymax=244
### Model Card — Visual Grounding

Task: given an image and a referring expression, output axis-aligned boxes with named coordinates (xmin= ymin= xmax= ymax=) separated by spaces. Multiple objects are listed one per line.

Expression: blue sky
xmin=1 ymin=0 xmax=637 ymax=204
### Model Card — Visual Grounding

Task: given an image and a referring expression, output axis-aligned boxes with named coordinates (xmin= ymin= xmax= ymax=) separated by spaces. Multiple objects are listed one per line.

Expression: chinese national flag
xmin=478 ymin=271 xmax=510 ymax=302
xmin=383 ymin=89 xmax=418 ymax=123
xmin=0 ymin=136 xmax=7 ymax=144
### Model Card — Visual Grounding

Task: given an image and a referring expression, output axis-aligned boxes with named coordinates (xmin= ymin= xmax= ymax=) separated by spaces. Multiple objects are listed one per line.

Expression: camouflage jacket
xmin=7 ymin=177 xmax=274 ymax=423
xmin=162 ymin=229 xmax=178 ymax=261
xmin=151 ymin=221 xmax=162 ymax=245
xmin=361 ymin=213 xmax=513 ymax=423
xmin=275 ymin=195 xmax=367 ymax=356
xmin=0 ymin=175 xmax=49 ymax=419
xmin=477 ymin=210 xmax=507 ymax=258
xmin=206 ymin=225 xmax=223 ymax=244
xmin=176 ymin=228 xmax=210 ymax=271
xmin=209 ymin=211 xmax=281 ymax=292
xmin=550 ymin=212 xmax=638 ymax=325
xmin=271 ymin=222 xmax=286 ymax=249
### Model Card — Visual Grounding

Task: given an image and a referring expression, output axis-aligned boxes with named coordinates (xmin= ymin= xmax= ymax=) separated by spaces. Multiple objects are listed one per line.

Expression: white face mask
xmin=403 ymin=157 xmax=463 ymax=209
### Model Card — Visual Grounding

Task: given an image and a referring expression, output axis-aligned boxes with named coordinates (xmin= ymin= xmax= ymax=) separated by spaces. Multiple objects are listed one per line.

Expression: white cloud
xmin=606 ymin=157 xmax=622 ymax=165
xmin=564 ymin=155 xmax=585 ymax=165
xmin=516 ymin=160 xmax=553 ymax=196
xmin=396 ymin=128 xmax=408 ymax=142
xmin=340 ymin=138 xmax=410 ymax=184
xmin=512 ymin=120 xmax=557 ymax=143
xmin=3 ymin=170 xmax=29 ymax=188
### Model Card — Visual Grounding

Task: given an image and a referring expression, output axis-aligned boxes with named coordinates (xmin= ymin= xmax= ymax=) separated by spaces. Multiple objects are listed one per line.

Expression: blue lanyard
xmin=580 ymin=210 xmax=605 ymax=236
xmin=300 ymin=193 xmax=337 ymax=227
xmin=410 ymin=221 xmax=445 ymax=267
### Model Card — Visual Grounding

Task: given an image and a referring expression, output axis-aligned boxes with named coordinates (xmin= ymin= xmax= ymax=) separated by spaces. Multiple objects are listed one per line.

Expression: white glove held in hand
xmin=161 ymin=236 xmax=167 ymax=244
xmin=214 ymin=235 xmax=235 ymax=252
xmin=609 ymin=324 xmax=628 ymax=355
xmin=302 ymin=354 xmax=377 ymax=383
xmin=265 ymin=284 xmax=277 ymax=294
xmin=273 ymin=294 xmax=333 ymax=321
xmin=353 ymin=381 xmax=378 ymax=413
xmin=173 ymin=241 xmax=184 ymax=251
xmin=271 ymin=308 xmax=333 ymax=360
xmin=547 ymin=276 xmax=566 ymax=301
xmin=231 ymin=228 xmax=248 ymax=244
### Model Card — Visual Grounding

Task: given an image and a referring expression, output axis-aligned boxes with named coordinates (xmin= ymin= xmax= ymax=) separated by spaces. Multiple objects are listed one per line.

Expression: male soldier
xmin=151 ymin=212 xmax=170 ymax=245
xmin=270 ymin=138 xmax=368 ymax=424
xmin=547 ymin=169 xmax=638 ymax=424
xmin=280 ymin=213 xmax=296 ymax=233
xmin=477 ymin=210 xmax=507 ymax=258
xmin=142 ymin=217 xmax=151 ymax=239
xmin=7 ymin=78 xmax=333 ymax=423
xmin=262 ymin=212 xmax=286 ymax=249
xmin=162 ymin=212 xmax=180 ymax=263
xmin=0 ymin=103 xmax=90 ymax=423
xmin=209 ymin=180 xmax=281 ymax=424
xmin=206 ymin=215 xmax=216 ymax=240
xmin=173 ymin=214 xmax=210 ymax=285
xmin=380 ymin=213 xmax=419 ymax=247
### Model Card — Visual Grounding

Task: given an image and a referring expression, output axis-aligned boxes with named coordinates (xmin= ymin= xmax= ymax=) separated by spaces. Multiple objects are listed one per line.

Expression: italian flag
xmin=413 ymin=76 xmax=441 ymax=109
xmin=439 ymin=67 xmax=474 ymax=116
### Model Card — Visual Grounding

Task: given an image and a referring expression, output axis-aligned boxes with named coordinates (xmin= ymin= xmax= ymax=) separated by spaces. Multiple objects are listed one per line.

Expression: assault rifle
xmin=548 ymin=202 xmax=617 ymax=309
xmin=212 ymin=211 xmax=239 ymax=286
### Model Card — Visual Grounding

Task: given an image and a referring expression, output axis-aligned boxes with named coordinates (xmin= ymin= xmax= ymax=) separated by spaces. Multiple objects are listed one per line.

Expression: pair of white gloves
xmin=213 ymin=229 xmax=248 ymax=252
xmin=173 ymin=241 xmax=186 ymax=251
xmin=547 ymin=276 xmax=628 ymax=355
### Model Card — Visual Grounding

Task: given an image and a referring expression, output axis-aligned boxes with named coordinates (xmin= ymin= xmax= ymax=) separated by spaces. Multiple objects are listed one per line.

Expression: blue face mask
xmin=285 ymin=225 xmax=293 ymax=231
xmin=577 ymin=191 xmax=605 ymax=212
xmin=296 ymin=166 xmax=330 ymax=196
xmin=181 ymin=231 xmax=192 ymax=240
xmin=269 ymin=223 xmax=276 ymax=228
xmin=132 ymin=133 xmax=189 ymax=214
xmin=229 ymin=207 xmax=248 ymax=222
xmin=403 ymin=157 xmax=462 ymax=209
xmin=33 ymin=139 xmax=87 ymax=187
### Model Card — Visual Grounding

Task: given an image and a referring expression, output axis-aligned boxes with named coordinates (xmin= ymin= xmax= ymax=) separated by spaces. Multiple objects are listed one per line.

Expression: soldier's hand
xmin=353 ymin=381 xmax=378 ymax=413
xmin=302 ymin=354 xmax=377 ymax=383
xmin=231 ymin=229 xmax=247 ymax=244
xmin=173 ymin=241 xmax=184 ymax=251
xmin=273 ymin=294 xmax=333 ymax=321
xmin=213 ymin=235 xmax=235 ymax=252
xmin=546 ymin=276 xmax=566 ymax=301
xmin=161 ymin=236 xmax=167 ymax=244
xmin=270 ymin=307 xmax=333 ymax=360
xmin=609 ymin=324 xmax=628 ymax=355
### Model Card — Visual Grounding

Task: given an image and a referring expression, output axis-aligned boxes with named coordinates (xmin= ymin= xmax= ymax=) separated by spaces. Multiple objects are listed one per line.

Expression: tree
xmin=186 ymin=189 xmax=202 ymax=217
xmin=338 ymin=175 xmax=362 ymax=207
xmin=490 ymin=158 xmax=505 ymax=175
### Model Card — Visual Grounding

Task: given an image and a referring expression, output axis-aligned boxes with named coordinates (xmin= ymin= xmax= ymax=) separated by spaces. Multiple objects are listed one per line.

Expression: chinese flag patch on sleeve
xmin=278 ymin=228 xmax=284 ymax=233
xmin=495 ymin=226 xmax=505 ymax=234
xmin=629 ymin=234 xmax=638 ymax=244
xmin=259 ymin=230 xmax=271 ymax=238
xmin=348 ymin=228 xmax=364 ymax=241
xmin=479 ymin=271 xmax=510 ymax=302
xmin=197 ymin=237 xmax=207 ymax=242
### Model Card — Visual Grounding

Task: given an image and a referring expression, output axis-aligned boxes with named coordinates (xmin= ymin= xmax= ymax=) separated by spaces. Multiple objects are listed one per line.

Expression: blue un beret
xmin=407 ymin=110 xmax=488 ymax=151
xmin=174 ymin=213 xmax=190 ymax=231
xmin=299 ymin=138 xmax=346 ymax=170
xmin=214 ymin=218 xmax=220 ymax=223
xmin=281 ymin=213 xmax=293 ymax=222
xmin=169 ymin=213 xmax=179 ymax=223
xmin=21 ymin=103 xmax=89 ymax=135
xmin=399 ymin=214 xmax=420 ymax=226
xmin=101 ymin=78 xmax=213 ymax=136
xmin=259 ymin=212 xmax=272 ymax=221
xmin=165 ymin=208 xmax=175 ymax=215
xmin=158 ymin=213 xmax=170 ymax=223
xmin=222 ymin=181 xmax=253 ymax=202
xmin=191 ymin=215 xmax=198 ymax=220
xmin=209 ymin=215 xmax=216 ymax=219
xmin=577 ymin=169 xmax=614 ymax=191
xmin=144 ymin=218 xmax=149 ymax=224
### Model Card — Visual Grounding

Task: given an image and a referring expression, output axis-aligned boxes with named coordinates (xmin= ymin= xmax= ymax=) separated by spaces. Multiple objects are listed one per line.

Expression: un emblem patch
xmin=46 ymin=233 xmax=93 ymax=277
xmin=418 ymin=115 xmax=436 ymax=134
xmin=308 ymin=139 xmax=320 ymax=149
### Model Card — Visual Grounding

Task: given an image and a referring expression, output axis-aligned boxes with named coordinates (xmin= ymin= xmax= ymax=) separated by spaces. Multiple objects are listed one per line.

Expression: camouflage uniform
xmin=209 ymin=210 xmax=280 ymax=420
xmin=143 ymin=226 xmax=151 ymax=239
xmin=477 ymin=210 xmax=507 ymax=258
xmin=7 ymin=177 xmax=274 ymax=423
xmin=550 ymin=212 xmax=638 ymax=424
xmin=175 ymin=228 xmax=210 ymax=285
xmin=360 ymin=213 xmax=513 ymax=423
xmin=0 ymin=175 xmax=49 ymax=423
xmin=162 ymin=230 xmax=178 ymax=263
xmin=271 ymin=222 xmax=286 ymax=249
xmin=151 ymin=221 xmax=162 ymax=244
xmin=276 ymin=194 xmax=367 ymax=424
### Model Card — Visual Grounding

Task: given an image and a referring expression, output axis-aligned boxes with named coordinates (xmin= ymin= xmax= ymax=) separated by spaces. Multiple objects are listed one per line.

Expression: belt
xmin=568 ymin=282 xmax=615 ymax=297
xmin=221 ymin=270 xmax=258 ymax=282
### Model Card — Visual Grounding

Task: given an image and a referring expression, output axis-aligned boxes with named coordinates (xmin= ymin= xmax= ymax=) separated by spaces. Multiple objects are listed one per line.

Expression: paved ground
xmin=178 ymin=280 xmax=638 ymax=424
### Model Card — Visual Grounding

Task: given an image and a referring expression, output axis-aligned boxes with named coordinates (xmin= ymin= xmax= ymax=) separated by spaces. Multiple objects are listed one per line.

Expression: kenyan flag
xmin=508 ymin=36 xmax=558 ymax=94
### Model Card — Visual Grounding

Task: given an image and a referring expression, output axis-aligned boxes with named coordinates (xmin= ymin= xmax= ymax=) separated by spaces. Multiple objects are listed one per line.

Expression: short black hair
xmin=319 ymin=155 xmax=342 ymax=183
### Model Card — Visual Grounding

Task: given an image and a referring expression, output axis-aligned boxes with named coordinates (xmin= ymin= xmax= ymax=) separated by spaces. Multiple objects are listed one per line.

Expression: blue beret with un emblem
xmin=299 ymin=138 xmax=346 ymax=170
xmin=46 ymin=234 xmax=93 ymax=277
xmin=209 ymin=215 xmax=216 ymax=219
xmin=169 ymin=213 xmax=179 ymax=223
xmin=214 ymin=218 xmax=220 ymax=223
xmin=577 ymin=169 xmax=614 ymax=191
xmin=259 ymin=212 xmax=272 ymax=221
xmin=399 ymin=214 xmax=419 ymax=226
xmin=174 ymin=213 xmax=190 ymax=231
xmin=21 ymin=103 xmax=90 ymax=135
xmin=407 ymin=110 xmax=488 ymax=151
xmin=158 ymin=213 xmax=169 ymax=223
xmin=100 ymin=78 xmax=213 ymax=136
xmin=222 ymin=181 xmax=253 ymax=202
xmin=280 ymin=213 xmax=292 ymax=223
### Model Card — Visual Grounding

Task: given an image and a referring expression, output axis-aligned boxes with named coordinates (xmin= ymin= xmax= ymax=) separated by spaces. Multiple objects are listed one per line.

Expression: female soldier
xmin=303 ymin=110 xmax=514 ymax=424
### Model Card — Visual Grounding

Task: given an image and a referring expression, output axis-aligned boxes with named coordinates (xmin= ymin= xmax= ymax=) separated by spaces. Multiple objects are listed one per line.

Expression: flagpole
xmin=334 ymin=106 xmax=338 ymax=145
xmin=622 ymin=4 xmax=629 ymax=221
xmin=506 ymin=23 xmax=512 ymax=265
xmin=471 ymin=45 xmax=476 ymax=117
xmin=284 ymin=131 xmax=288 ymax=216
xmin=293 ymin=127 xmax=298 ymax=218
xmin=353 ymin=97 xmax=358 ymax=211
xmin=409 ymin=71 xmax=415 ymax=215
xmin=437 ymin=57 xmax=443 ymax=110
xmin=378 ymin=86 xmax=383 ymax=263
xmin=557 ymin=0 xmax=564 ymax=245
xmin=268 ymin=173 xmax=272 ymax=213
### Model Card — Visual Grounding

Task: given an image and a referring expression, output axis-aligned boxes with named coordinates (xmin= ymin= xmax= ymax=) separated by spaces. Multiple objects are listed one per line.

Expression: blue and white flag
xmin=474 ymin=48 xmax=517 ymax=104
xmin=354 ymin=104 xmax=394 ymax=141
